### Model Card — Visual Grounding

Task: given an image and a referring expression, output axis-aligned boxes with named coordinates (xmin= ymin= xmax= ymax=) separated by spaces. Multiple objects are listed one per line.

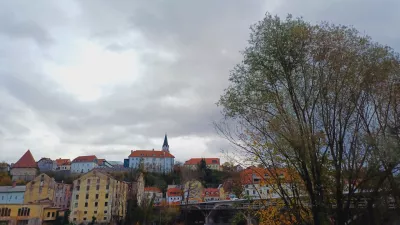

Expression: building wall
xmin=0 ymin=203 xmax=55 ymax=225
xmin=128 ymin=157 xmax=174 ymax=173
xmin=54 ymin=183 xmax=72 ymax=209
xmin=70 ymin=162 xmax=97 ymax=174
xmin=56 ymin=164 xmax=70 ymax=171
xmin=37 ymin=160 xmax=56 ymax=172
xmin=10 ymin=168 xmax=37 ymax=182
xmin=0 ymin=192 xmax=25 ymax=204
xmin=69 ymin=171 xmax=128 ymax=224
xmin=184 ymin=164 xmax=221 ymax=171
xmin=24 ymin=174 xmax=56 ymax=204
xmin=144 ymin=191 xmax=163 ymax=204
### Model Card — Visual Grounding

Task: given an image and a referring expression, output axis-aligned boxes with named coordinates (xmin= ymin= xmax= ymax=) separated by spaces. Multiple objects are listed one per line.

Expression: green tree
xmin=217 ymin=13 xmax=400 ymax=225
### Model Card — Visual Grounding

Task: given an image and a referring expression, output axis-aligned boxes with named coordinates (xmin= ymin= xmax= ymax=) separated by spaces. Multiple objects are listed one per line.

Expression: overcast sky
xmin=0 ymin=0 xmax=399 ymax=163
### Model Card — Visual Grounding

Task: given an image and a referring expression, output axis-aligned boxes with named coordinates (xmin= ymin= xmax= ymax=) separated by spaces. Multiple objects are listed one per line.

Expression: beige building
xmin=184 ymin=158 xmax=222 ymax=171
xmin=69 ymin=170 xmax=128 ymax=224
xmin=10 ymin=150 xmax=38 ymax=182
xmin=23 ymin=173 xmax=72 ymax=210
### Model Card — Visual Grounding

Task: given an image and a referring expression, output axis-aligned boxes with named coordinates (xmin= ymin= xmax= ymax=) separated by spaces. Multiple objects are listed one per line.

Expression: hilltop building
xmin=37 ymin=158 xmax=56 ymax=172
xmin=69 ymin=170 xmax=128 ymax=224
xmin=71 ymin=155 xmax=98 ymax=173
xmin=184 ymin=158 xmax=222 ymax=171
xmin=10 ymin=150 xmax=38 ymax=182
xmin=126 ymin=134 xmax=175 ymax=173
xmin=55 ymin=158 xmax=71 ymax=171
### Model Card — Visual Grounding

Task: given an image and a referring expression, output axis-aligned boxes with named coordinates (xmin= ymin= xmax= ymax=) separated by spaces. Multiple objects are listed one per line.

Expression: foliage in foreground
xmin=218 ymin=13 xmax=400 ymax=225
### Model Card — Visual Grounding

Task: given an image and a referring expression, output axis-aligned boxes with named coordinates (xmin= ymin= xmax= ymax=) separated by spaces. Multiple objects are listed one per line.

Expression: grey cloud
xmin=1 ymin=0 xmax=399 ymax=163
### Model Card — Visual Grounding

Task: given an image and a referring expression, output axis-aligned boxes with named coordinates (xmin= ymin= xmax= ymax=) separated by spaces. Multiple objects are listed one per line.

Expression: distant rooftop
xmin=0 ymin=186 xmax=26 ymax=193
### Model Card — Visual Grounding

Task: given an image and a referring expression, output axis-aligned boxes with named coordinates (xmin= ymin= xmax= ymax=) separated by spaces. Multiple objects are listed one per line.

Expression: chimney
xmin=152 ymin=149 xmax=154 ymax=151
xmin=131 ymin=150 xmax=133 ymax=153
xmin=12 ymin=181 xmax=16 ymax=188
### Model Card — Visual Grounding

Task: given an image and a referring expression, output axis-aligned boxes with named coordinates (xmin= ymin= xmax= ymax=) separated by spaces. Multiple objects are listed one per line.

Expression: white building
xmin=166 ymin=187 xmax=182 ymax=205
xmin=71 ymin=155 xmax=98 ymax=173
xmin=144 ymin=187 xmax=163 ymax=205
xmin=127 ymin=135 xmax=175 ymax=173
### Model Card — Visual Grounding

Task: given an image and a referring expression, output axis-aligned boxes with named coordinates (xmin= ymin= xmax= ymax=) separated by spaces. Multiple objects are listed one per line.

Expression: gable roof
xmin=167 ymin=187 xmax=182 ymax=197
xmin=203 ymin=188 xmax=220 ymax=197
xmin=240 ymin=167 xmax=294 ymax=185
xmin=184 ymin=158 xmax=220 ymax=165
xmin=12 ymin=150 xmax=37 ymax=168
xmin=72 ymin=155 xmax=97 ymax=163
xmin=56 ymin=158 xmax=71 ymax=166
xmin=129 ymin=150 xmax=175 ymax=158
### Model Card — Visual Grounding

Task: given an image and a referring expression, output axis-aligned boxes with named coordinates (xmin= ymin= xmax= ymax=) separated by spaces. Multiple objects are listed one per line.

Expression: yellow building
xmin=70 ymin=170 xmax=128 ymax=224
xmin=24 ymin=174 xmax=56 ymax=204
xmin=0 ymin=203 xmax=60 ymax=225
xmin=183 ymin=180 xmax=203 ymax=204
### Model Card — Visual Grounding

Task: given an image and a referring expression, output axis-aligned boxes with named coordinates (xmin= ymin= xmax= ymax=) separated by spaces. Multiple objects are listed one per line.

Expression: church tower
xmin=162 ymin=134 xmax=169 ymax=152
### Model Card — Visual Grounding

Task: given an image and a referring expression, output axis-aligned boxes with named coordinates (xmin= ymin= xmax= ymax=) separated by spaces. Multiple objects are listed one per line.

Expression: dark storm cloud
xmin=1 ymin=0 xmax=399 ymax=162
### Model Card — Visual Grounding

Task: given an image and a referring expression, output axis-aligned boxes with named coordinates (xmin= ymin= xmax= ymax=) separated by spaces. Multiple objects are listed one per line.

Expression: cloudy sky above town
xmin=0 ymin=0 xmax=399 ymax=163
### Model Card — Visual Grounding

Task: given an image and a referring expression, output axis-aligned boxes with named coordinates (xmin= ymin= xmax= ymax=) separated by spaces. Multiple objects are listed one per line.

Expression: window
xmin=95 ymin=202 xmax=98 ymax=207
xmin=85 ymin=203 xmax=88 ymax=207
xmin=86 ymin=186 xmax=90 ymax=191
xmin=87 ymin=179 xmax=90 ymax=184
xmin=52 ymin=212 xmax=55 ymax=217
xmin=83 ymin=218 xmax=87 ymax=221
xmin=76 ymin=186 xmax=80 ymax=191
xmin=1 ymin=196 xmax=3 ymax=200
xmin=86 ymin=194 xmax=89 ymax=199
xmin=74 ymin=203 xmax=78 ymax=208
xmin=104 ymin=217 xmax=107 ymax=221
xmin=75 ymin=195 xmax=79 ymax=200
xmin=15 ymin=196 xmax=17 ymax=200
xmin=95 ymin=194 xmax=99 ymax=199
xmin=105 ymin=193 xmax=108 ymax=198
xmin=94 ymin=211 xmax=97 ymax=214
xmin=96 ymin=185 xmax=99 ymax=190
xmin=104 ymin=202 xmax=108 ymax=206
xmin=106 ymin=185 xmax=109 ymax=190
xmin=47 ymin=212 xmax=50 ymax=217
xmin=84 ymin=211 xmax=87 ymax=214
xmin=73 ymin=218 xmax=76 ymax=221
xmin=104 ymin=210 xmax=107 ymax=213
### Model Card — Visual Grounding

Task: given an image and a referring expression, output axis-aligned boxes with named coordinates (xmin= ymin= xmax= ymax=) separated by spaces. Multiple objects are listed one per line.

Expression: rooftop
xmin=184 ymin=158 xmax=220 ymax=165
xmin=55 ymin=158 xmax=71 ymax=166
xmin=0 ymin=186 xmax=26 ymax=193
xmin=12 ymin=150 xmax=37 ymax=168
xmin=129 ymin=150 xmax=174 ymax=158
xmin=72 ymin=155 xmax=97 ymax=163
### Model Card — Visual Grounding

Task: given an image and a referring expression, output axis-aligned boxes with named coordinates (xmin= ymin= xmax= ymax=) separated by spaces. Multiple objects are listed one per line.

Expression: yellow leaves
xmin=258 ymin=206 xmax=296 ymax=225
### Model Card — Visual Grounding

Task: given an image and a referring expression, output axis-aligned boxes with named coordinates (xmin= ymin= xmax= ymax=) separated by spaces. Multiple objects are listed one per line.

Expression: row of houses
xmin=6 ymin=135 xmax=224 ymax=184
xmin=0 ymin=170 xmax=144 ymax=225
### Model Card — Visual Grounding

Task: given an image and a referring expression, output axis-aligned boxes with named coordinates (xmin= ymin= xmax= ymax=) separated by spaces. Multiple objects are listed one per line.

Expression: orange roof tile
xmin=167 ymin=188 xmax=182 ymax=197
xmin=184 ymin=158 xmax=220 ymax=165
xmin=144 ymin=187 xmax=162 ymax=193
xmin=56 ymin=159 xmax=71 ymax=166
xmin=203 ymin=188 xmax=220 ymax=197
xmin=240 ymin=167 xmax=294 ymax=185
xmin=12 ymin=150 xmax=37 ymax=168
xmin=72 ymin=155 xmax=97 ymax=163
xmin=129 ymin=150 xmax=174 ymax=158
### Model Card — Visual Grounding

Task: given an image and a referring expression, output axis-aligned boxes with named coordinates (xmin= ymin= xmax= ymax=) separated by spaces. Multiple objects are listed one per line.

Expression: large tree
xmin=217 ymin=13 xmax=400 ymax=225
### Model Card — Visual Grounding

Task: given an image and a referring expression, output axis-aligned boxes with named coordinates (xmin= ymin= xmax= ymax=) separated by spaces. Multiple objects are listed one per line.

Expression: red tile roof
xmin=184 ymin=158 xmax=220 ymax=165
xmin=240 ymin=167 xmax=293 ymax=185
xmin=56 ymin=159 xmax=71 ymax=166
xmin=129 ymin=150 xmax=174 ymax=158
xmin=167 ymin=188 xmax=182 ymax=197
xmin=203 ymin=188 xmax=220 ymax=197
xmin=12 ymin=150 xmax=37 ymax=168
xmin=72 ymin=155 xmax=97 ymax=163
xmin=144 ymin=187 xmax=162 ymax=193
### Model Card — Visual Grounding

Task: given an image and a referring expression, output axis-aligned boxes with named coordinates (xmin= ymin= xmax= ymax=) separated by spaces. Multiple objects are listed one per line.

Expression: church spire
xmin=162 ymin=133 xmax=169 ymax=152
